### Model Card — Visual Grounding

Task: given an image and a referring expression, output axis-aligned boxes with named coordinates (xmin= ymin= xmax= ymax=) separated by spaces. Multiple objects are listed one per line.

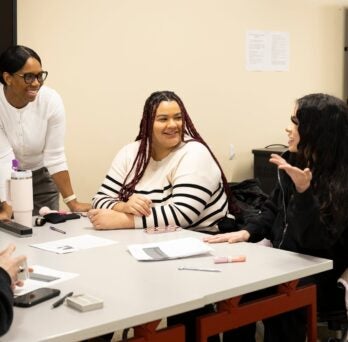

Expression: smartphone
xmin=14 ymin=288 xmax=61 ymax=307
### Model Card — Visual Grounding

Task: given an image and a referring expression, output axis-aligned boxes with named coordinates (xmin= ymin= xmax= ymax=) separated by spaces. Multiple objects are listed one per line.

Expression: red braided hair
xmin=117 ymin=91 xmax=239 ymax=215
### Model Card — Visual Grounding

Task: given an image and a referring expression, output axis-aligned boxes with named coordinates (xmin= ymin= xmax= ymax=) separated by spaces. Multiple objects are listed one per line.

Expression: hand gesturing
xmin=269 ymin=154 xmax=312 ymax=193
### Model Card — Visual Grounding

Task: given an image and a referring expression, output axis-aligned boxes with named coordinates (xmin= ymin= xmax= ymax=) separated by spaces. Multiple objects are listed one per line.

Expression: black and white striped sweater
xmin=92 ymin=140 xmax=228 ymax=232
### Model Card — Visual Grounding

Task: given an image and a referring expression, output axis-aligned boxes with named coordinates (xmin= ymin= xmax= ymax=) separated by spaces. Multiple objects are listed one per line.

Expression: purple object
xmin=12 ymin=159 xmax=19 ymax=171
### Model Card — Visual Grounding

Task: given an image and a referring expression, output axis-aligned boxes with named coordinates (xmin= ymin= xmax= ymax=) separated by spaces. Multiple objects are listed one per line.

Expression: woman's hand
xmin=0 ymin=201 xmax=12 ymax=220
xmin=203 ymin=230 xmax=250 ymax=244
xmin=67 ymin=200 xmax=92 ymax=212
xmin=114 ymin=194 xmax=152 ymax=216
xmin=0 ymin=244 xmax=27 ymax=287
xmin=269 ymin=154 xmax=312 ymax=193
xmin=88 ymin=208 xmax=134 ymax=230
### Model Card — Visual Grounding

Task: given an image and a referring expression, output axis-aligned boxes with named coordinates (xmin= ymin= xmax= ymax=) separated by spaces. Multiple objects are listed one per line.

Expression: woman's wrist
xmin=241 ymin=230 xmax=250 ymax=241
xmin=112 ymin=201 xmax=124 ymax=212
xmin=66 ymin=199 xmax=78 ymax=211
xmin=295 ymin=183 xmax=310 ymax=193
xmin=63 ymin=194 xmax=77 ymax=204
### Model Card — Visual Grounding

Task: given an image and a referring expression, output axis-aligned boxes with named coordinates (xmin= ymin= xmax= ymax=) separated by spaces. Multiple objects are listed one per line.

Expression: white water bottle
xmin=10 ymin=169 xmax=33 ymax=227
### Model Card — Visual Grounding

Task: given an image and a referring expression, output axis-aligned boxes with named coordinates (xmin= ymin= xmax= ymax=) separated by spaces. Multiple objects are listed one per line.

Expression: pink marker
xmin=214 ymin=255 xmax=246 ymax=264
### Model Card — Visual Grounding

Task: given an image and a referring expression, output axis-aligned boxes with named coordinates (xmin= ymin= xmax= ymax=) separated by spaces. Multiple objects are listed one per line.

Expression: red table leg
xmin=196 ymin=281 xmax=317 ymax=342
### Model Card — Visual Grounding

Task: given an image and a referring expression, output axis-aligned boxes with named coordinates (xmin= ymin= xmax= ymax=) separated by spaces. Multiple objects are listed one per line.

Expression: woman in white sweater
xmin=90 ymin=90 xmax=239 ymax=232
xmin=0 ymin=45 xmax=91 ymax=215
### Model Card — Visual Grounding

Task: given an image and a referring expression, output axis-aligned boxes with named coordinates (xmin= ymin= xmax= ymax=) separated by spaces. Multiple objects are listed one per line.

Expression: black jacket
xmin=0 ymin=267 xmax=13 ymax=337
xmin=246 ymin=155 xmax=348 ymax=283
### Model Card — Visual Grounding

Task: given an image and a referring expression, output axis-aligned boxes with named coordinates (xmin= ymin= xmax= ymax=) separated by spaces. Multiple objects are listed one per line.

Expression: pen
xmin=50 ymin=226 xmax=66 ymax=234
xmin=178 ymin=266 xmax=221 ymax=272
xmin=52 ymin=291 xmax=74 ymax=308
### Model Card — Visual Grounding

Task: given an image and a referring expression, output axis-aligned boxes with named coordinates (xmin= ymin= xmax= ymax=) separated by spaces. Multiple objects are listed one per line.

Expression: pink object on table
xmin=213 ymin=255 xmax=246 ymax=264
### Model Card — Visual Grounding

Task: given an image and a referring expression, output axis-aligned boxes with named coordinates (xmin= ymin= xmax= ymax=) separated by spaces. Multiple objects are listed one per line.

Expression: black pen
xmin=52 ymin=291 xmax=73 ymax=308
xmin=50 ymin=226 xmax=66 ymax=234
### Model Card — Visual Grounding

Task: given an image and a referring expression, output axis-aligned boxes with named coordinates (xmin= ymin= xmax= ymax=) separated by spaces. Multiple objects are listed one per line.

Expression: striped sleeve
xmin=92 ymin=143 xmax=136 ymax=209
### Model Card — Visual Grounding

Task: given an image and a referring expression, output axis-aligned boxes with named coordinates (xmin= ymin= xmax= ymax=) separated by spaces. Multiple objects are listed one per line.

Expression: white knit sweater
xmin=92 ymin=140 xmax=228 ymax=232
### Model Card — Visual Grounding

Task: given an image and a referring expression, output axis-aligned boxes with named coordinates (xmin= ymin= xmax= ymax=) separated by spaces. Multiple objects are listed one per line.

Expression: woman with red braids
xmin=89 ymin=90 xmax=238 ymax=232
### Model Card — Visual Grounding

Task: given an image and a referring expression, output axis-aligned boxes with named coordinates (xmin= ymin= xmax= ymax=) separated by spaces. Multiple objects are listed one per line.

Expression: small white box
xmin=66 ymin=294 xmax=103 ymax=312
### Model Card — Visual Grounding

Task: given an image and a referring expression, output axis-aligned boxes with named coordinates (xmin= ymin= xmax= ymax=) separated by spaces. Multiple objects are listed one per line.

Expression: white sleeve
xmin=0 ymin=123 xmax=15 ymax=201
xmin=0 ymin=121 xmax=15 ymax=165
xmin=43 ymin=91 xmax=68 ymax=175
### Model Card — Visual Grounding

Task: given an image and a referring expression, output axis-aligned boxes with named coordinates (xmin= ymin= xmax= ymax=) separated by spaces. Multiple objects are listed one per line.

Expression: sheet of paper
xmin=246 ymin=30 xmax=289 ymax=71
xmin=30 ymin=234 xmax=117 ymax=254
xmin=14 ymin=265 xmax=78 ymax=296
xmin=128 ymin=237 xmax=213 ymax=261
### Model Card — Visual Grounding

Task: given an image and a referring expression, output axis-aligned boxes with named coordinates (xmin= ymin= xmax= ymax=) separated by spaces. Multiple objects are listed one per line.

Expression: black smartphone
xmin=14 ymin=288 xmax=61 ymax=307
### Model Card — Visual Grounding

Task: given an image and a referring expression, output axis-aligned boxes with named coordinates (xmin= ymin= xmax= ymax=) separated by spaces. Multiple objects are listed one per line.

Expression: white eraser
xmin=66 ymin=294 xmax=103 ymax=312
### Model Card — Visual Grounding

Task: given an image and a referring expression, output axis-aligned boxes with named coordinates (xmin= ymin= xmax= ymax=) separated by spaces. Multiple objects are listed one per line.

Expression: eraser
xmin=66 ymin=294 xmax=103 ymax=312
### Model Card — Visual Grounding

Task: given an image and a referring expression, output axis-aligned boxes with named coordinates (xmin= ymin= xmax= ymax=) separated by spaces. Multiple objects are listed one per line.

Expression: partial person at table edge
xmin=0 ymin=243 xmax=27 ymax=337
xmin=89 ymin=90 xmax=240 ymax=234
xmin=0 ymin=45 xmax=91 ymax=215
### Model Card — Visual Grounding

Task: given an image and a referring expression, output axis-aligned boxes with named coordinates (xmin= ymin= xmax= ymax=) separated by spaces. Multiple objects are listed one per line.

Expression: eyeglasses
xmin=13 ymin=71 xmax=48 ymax=84
xmin=144 ymin=225 xmax=181 ymax=234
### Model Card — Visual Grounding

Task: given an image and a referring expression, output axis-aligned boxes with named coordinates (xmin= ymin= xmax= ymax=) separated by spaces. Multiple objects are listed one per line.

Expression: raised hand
xmin=0 ymin=244 xmax=27 ymax=287
xmin=269 ymin=154 xmax=312 ymax=193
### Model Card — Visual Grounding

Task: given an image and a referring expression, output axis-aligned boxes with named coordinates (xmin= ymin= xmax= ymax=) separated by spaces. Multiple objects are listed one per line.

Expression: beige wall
xmin=17 ymin=0 xmax=345 ymax=204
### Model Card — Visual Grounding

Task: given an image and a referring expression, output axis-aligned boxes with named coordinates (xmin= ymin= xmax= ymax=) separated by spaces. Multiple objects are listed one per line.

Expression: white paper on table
xmin=128 ymin=237 xmax=213 ymax=261
xmin=30 ymin=234 xmax=117 ymax=254
xmin=14 ymin=265 xmax=78 ymax=296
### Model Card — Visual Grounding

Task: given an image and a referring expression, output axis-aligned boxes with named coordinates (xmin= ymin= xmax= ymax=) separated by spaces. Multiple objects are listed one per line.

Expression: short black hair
xmin=0 ymin=45 xmax=42 ymax=84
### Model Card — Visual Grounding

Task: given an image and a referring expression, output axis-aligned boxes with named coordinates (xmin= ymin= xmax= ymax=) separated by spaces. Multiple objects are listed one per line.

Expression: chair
xmin=317 ymin=310 xmax=348 ymax=342
xmin=317 ymin=269 xmax=348 ymax=342
xmin=317 ymin=309 xmax=348 ymax=342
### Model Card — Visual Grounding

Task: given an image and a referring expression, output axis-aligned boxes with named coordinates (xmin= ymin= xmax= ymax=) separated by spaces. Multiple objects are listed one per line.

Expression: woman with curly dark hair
xmin=205 ymin=93 xmax=348 ymax=341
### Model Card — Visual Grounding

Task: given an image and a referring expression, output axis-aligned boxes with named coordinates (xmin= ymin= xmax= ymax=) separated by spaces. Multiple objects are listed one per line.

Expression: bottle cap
xmin=12 ymin=159 xmax=19 ymax=171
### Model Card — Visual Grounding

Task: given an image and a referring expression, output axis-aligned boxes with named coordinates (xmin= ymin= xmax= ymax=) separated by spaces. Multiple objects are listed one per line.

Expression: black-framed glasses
xmin=13 ymin=71 xmax=48 ymax=84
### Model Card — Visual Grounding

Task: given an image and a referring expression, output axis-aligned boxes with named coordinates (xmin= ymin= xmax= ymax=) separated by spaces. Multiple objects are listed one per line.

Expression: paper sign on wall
xmin=246 ymin=30 xmax=289 ymax=71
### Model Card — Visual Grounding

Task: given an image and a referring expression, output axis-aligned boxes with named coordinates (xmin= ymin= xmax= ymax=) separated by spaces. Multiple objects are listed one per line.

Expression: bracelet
xmin=63 ymin=194 xmax=77 ymax=204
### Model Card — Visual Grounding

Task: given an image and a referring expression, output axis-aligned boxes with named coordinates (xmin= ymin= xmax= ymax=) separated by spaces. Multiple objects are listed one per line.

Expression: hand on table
xmin=203 ymin=230 xmax=250 ymax=244
xmin=114 ymin=194 xmax=152 ymax=217
xmin=88 ymin=208 xmax=134 ymax=230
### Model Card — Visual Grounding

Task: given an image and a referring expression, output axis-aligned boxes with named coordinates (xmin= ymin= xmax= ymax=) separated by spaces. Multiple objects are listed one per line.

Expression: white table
xmin=1 ymin=217 xmax=332 ymax=341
